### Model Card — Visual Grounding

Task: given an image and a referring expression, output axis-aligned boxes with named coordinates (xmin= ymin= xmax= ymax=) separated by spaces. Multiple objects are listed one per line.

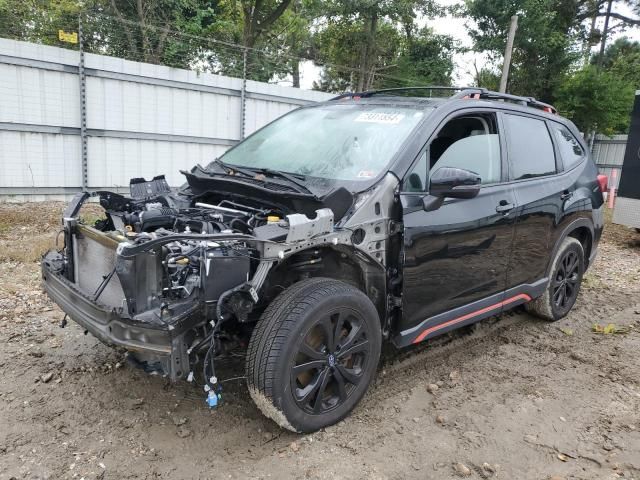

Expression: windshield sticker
xmin=357 ymin=170 xmax=376 ymax=178
xmin=354 ymin=112 xmax=405 ymax=124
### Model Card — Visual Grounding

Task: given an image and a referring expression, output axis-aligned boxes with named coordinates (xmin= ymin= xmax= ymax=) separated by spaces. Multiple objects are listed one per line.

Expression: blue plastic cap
xmin=206 ymin=391 xmax=220 ymax=408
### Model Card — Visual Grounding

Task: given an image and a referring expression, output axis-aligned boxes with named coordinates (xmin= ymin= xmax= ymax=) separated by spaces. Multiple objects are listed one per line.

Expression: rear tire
xmin=246 ymin=278 xmax=381 ymax=433
xmin=525 ymin=237 xmax=584 ymax=321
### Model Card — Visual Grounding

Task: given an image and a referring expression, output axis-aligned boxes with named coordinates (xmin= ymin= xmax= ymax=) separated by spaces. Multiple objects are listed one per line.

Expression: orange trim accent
xmin=412 ymin=294 xmax=532 ymax=344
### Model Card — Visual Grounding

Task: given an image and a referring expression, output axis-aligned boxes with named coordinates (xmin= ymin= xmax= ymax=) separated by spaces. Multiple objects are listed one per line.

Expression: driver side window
xmin=403 ymin=113 xmax=502 ymax=191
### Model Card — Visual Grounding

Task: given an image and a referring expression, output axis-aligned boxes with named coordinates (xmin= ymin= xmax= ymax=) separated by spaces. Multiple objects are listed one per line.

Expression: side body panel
xmin=504 ymin=114 xmax=602 ymax=287
xmin=399 ymin=183 xmax=518 ymax=332
xmin=393 ymin=105 xmax=603 ymax=347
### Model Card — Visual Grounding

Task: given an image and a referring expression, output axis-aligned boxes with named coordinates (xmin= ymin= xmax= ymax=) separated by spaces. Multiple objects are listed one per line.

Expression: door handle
xmin=496 ymin=201 xmax=515 ymax=213
xmin=560 ymin=190 xmax=573 ymax=200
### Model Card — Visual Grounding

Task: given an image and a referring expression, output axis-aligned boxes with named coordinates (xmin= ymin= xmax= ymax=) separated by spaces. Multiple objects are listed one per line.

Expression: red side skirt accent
xmin=412 ymin=294 xmax=532 ymax=344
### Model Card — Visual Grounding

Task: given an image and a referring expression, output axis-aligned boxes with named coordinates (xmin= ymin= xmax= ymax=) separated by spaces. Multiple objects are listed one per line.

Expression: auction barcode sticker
xmin=354 ymin=112 xmax=405 ymax=124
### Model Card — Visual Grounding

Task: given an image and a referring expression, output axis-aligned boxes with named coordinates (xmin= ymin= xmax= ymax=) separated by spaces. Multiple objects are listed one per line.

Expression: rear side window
xmin=504 ymin=114 xmax=556 ymax=180
xmin=551 ymin=124 xmax=585 ymax=169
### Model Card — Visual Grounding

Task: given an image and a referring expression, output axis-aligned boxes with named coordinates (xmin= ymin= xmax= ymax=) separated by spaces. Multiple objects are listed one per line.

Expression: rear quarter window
xmin=551 ymin=123 xmax=585 ymax=170
xmin=504 ymin=114 xmax=556 ymax=180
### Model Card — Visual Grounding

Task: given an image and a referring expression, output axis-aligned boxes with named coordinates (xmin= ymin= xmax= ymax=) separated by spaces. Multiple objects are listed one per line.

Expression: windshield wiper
xmin=212 ymin=159 xmax=256 ymax=178
xmin=210 ymin=160 xmax=317 ymax=197
xmin=255 ymin=168 xmax=316 ymax=197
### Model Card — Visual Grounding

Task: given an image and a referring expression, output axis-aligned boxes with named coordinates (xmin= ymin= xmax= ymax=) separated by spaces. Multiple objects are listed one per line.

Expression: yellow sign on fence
xmin=58 ymin=30 xmax=78 ymax=44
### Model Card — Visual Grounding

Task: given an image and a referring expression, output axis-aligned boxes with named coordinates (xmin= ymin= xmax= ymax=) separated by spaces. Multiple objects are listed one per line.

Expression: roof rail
xmin=330 ymin=86 xmax=475 ymax=100
xmin=331 ymin=86 xmax=557 ymax=114
xmin=454 ymin=88 xmax=557 ymax=114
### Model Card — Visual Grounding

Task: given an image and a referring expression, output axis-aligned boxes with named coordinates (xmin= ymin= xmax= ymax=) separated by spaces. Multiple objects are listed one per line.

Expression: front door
xmin=396 ymin=112 xmax=518 ymax=346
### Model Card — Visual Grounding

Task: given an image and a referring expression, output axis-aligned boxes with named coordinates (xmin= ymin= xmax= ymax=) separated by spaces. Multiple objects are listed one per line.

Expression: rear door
xmin=502 ymin=112 xmax=566 ymax=290
xmin=397 ymin=110 xmax=518 ymax=344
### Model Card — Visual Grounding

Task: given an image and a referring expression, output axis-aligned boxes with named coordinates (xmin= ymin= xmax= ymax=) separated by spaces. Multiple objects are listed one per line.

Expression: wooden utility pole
xmin=499 ymin=15 xmax=518 ymax=93
xmin=597 ymin=0 xmax=613 ymax=70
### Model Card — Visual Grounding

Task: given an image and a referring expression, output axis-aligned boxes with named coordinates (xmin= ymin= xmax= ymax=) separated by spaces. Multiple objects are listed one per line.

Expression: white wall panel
xmin=85 ymin=77 xmax=243 ymax=140
xmin=0 ymin=131 xmax=81 ymax=187
xmin=0 ymin=64 xmax=79 ymax=126
xmin=87 ymin=137 xmax=229 ymax=188
xmin=0 ymin=38 xmax=333 ymax=199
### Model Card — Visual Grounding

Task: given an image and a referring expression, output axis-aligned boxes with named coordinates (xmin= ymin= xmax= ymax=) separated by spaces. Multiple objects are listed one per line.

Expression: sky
xmin=295 ymin=1 xmax=640 ymax=90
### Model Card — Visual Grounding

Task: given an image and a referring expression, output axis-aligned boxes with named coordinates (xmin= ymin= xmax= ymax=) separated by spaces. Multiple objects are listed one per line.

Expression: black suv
xmin=42 ymin=87 xmax=605 ymax=433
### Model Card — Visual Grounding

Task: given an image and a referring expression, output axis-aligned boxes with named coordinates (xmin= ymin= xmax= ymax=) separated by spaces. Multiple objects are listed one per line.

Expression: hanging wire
xmin=0 ymin=7 xmax=451 ymax=93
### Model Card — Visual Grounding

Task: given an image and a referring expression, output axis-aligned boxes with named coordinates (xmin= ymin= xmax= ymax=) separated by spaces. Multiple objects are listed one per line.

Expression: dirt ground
xmin=0 ymin=202 xmax=639 ymax=480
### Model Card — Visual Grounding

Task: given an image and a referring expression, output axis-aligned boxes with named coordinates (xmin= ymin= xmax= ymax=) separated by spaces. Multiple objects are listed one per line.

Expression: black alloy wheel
xmin=552 ymin=250 xmax=580 ymax=309
xmin=525 ymin=236 xmax=584 ymax=321
xmin=291 ymin=308 xmax=372 ymax=415
xmin=246 ymin=278 xmax=381 ymax=433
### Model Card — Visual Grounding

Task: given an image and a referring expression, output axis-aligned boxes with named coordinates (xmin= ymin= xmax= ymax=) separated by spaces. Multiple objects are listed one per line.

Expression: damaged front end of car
xmin=41 ymin=169 xmax=395 ymax=399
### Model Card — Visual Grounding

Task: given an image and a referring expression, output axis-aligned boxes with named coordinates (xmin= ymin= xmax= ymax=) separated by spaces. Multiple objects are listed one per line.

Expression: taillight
xmin=597 ymin=174 xmax=608 ymax=193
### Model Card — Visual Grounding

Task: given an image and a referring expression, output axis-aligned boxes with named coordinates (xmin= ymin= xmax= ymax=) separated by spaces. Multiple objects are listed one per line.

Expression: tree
xmin=591 ymin=37 xmax=640 ymax=86
xmin=472 ymin=65 xmax=501 ymax=90
xmin=242 ymin=0 xmax=293 ymax=48
xmin=555 ymin=65 xmax=634 ymax=134
xmin=312 ymin=0 xmax=454 ymax=92
xmin=388 ymin=27 xmax=456 ymax=87
xmin=0 ymin=0 xmax=82 ymax=43
xmin=464 ymin=0 xmax=591 ymax=102
xmin=87 ymin=0 xmax=220 ymax=68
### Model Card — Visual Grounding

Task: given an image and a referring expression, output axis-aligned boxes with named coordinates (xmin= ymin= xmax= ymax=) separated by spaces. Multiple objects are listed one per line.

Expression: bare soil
xmin=1 ymin=203 xmax=639 ymax=480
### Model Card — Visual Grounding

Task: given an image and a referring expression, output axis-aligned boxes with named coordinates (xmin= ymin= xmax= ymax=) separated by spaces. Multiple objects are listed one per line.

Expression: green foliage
xmin=85 ymin=0 xmax=220 ymax=69
xmin=0 ymin=0 xmax=82 ymax=43
xmin=391 ymin=28 xmax=456 ymax=87
xmin=473 ymin=66 xmax=501 ymax=90
xmin=464 ymin=0 xmax=637 ymax=133
xmin=592 ymin=37 xmax=640 ymax=86
xmin=555 ymin=65 xmax=634 ymax=134
xmin=0 ymin=0 xmax=456 ymax=90
xmin=465 ymin=0 xmax=588 ymax=102
xmin=312 ymin=0 xmax=454 ymax=91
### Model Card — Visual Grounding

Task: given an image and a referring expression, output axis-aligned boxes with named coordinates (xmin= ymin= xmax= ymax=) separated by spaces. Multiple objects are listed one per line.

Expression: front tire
xmin=525 ymin=237 xmax=584 ymax=321
xmin=246 ymin=278 xmax=382 ymax=433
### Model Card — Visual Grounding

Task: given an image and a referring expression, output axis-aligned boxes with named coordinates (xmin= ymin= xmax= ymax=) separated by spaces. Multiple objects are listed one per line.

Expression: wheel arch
xmin=546 ymin=219 xmax=594 ymax=277
xmin=262 ymin=245 xmax=387 ymax=325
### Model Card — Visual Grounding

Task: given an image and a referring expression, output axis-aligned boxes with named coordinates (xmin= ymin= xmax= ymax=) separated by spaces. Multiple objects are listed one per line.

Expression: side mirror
xmin=429 ymin=167 xmax=481 ymax=200
xmin=422 ymin=167 xmax=482 ymax=212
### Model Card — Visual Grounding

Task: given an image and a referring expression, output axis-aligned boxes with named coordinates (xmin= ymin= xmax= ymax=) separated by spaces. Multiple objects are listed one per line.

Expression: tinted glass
xmin=431 ymin=134 xmax=501 ymax=184
xmin=217 ymin=104 xmax=429 ymax=182
xmin=403 ymin=150 xmax=428 ymax=192
xmin=504 ymin=114 xmax=556 ymax=180
xmin=552 ymin=124 xmax=584 ymax=169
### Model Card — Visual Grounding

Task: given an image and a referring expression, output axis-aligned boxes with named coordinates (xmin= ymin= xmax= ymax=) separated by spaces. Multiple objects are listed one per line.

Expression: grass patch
xmin=0 ymin=234 xmax=57 ymax=263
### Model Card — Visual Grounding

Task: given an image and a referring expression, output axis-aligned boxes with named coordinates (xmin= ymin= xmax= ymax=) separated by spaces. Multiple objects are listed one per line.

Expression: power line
xmin=84 ymin=11 xmax=433 ymax=89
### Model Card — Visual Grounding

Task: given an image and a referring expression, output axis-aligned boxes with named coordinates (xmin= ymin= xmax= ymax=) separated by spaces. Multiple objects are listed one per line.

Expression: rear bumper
xmin=42 ymin=258 xmax=173 ymax=356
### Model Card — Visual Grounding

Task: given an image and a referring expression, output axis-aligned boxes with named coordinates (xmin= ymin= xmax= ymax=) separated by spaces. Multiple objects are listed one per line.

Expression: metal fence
xmin=0 ymin=38 xmax=332 ymax=201
xmin=592 ymin=134 xmax=627 ymax=190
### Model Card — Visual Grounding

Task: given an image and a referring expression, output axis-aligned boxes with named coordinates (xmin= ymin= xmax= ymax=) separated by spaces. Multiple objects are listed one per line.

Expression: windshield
xmin=215 ymin=103 xmax=429 ymax=182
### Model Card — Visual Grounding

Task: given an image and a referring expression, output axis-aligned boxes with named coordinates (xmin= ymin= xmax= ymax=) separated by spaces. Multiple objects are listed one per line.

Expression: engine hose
xmin=230 ymin=218 xmax=250 ymax=232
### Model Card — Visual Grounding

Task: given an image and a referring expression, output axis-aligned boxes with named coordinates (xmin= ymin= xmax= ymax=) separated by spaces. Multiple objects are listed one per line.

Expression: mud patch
xmin=1 ymin=202 xmax=639 ymax=479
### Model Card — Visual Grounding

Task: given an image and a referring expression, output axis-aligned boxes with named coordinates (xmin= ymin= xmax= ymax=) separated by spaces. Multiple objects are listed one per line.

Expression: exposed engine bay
xmin=42 ymin=172 xmax=398 ymax=407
